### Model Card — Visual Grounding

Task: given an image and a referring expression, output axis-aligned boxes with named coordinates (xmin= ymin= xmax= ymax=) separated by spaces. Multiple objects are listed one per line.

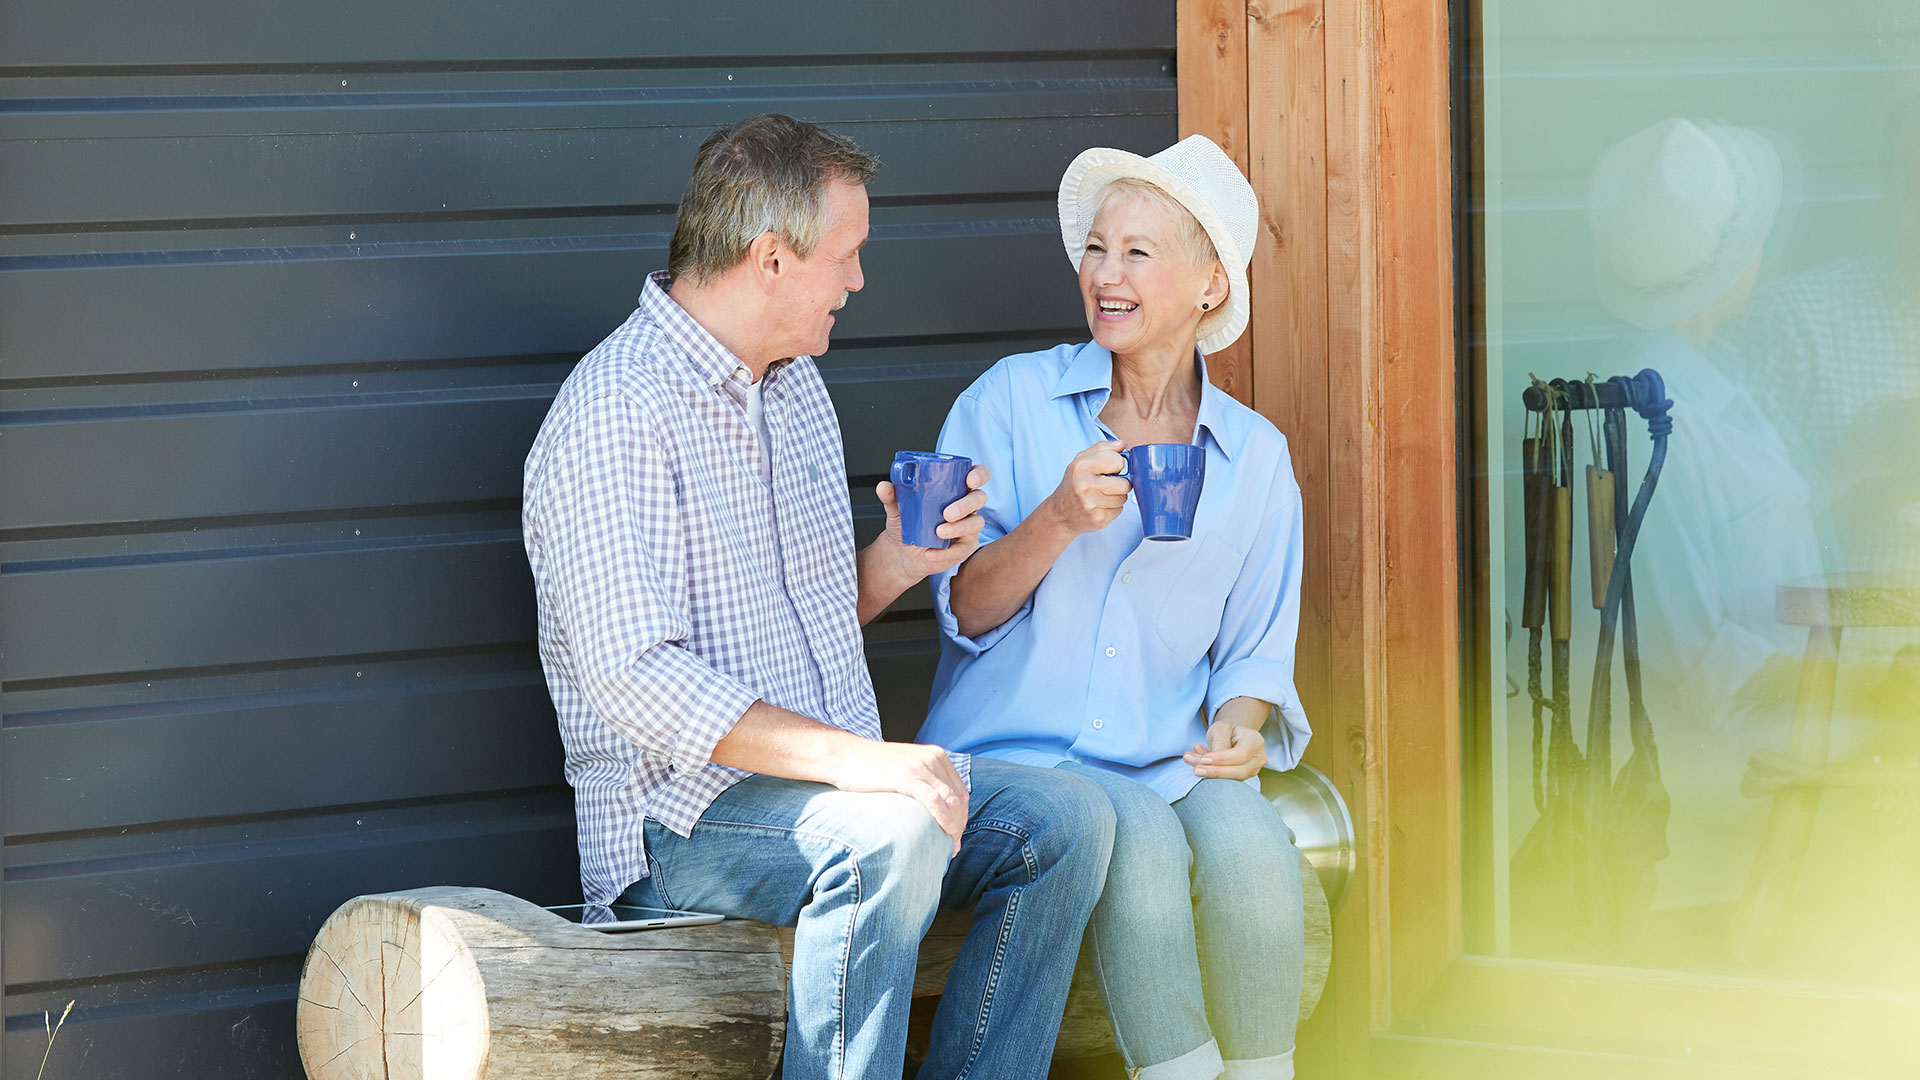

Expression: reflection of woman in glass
xmin=918 ymin=136 xmax=1309 ymax=1080
xmin=1586 ymin=118 xmax=1822 ymax=723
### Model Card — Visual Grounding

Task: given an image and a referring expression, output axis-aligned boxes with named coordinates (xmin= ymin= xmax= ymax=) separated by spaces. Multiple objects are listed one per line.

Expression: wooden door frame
xmin=1180 ymin=0 xmax=1460 ymax=1074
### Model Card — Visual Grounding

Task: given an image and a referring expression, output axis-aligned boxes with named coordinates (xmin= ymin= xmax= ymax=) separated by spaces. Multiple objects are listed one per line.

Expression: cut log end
xmin=296 ymin=894 xmax=491 ymax=1080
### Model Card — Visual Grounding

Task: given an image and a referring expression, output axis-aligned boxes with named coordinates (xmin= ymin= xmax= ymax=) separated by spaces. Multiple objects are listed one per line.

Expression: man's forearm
xmin=709 ymin=699 xmax=972 ymax=847
xmin=710 ymin=699 xmax=871 ymax=785
xmin=949 ymin=504 xmax=1075 ymax=639
xmin=854 ymin=540 xmax=920 ymax=626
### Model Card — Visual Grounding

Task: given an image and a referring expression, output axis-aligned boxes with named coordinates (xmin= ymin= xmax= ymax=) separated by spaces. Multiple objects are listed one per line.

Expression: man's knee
xmin=838 ymin=794 xmax=950 ymax=915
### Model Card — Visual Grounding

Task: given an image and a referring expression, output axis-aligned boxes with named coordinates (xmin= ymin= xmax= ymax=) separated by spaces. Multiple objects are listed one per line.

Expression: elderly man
xmin=521 ymin=113 xmax=1115 ymax=1080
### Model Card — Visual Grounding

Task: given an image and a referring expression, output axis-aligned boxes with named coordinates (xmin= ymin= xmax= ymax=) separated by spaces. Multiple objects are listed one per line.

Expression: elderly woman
xmin=916 ymin=136 xmax=1310 ymax=1080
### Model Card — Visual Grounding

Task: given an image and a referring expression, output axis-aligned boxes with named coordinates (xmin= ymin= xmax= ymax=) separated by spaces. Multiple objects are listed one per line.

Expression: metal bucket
xmin=1261 ymin=761 xmax=1355 ymax=911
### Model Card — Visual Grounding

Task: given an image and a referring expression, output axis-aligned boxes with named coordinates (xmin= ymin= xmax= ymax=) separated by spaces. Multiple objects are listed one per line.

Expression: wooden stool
xmin=1733 ymin=574 xmax=1920 ymax=960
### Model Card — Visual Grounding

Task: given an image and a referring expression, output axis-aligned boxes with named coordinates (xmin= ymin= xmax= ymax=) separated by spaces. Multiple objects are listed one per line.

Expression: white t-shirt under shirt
xmin=742 ymin=370 xmax=773 ymax=482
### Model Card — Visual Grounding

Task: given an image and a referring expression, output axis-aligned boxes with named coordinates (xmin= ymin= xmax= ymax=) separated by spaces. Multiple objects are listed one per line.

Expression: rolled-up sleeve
xmin=1207 ymin=469 xmax=1312 ymax=771
xmin=533 ymin=392 xmax=759 ymax=773
xmin=930 ymin=382 xmax=1033 ymax=656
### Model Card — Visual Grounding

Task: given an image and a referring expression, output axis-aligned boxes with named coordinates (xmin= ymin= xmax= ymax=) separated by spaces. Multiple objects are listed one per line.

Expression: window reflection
xmin=1474 ymin=2 xmax=1920 ymax=983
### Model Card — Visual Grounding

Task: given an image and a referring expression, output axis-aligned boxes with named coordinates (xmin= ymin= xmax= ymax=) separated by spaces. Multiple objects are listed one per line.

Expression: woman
xmin=917 ymin=135 xmax=1311 ymax=1080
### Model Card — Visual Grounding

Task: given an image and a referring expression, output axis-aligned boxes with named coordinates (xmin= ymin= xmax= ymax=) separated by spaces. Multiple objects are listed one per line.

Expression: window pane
xmin=1469 ymin=0 xmax=1920 ymax=984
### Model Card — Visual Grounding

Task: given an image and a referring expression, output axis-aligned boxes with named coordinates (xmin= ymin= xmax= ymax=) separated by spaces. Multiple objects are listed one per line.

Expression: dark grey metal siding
xmin=0 ymin=5 xmax=1175 ymax=1076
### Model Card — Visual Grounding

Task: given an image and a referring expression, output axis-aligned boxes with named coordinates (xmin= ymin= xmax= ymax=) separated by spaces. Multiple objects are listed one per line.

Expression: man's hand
xmin=1183 ymin=719 xmax=1267 ymax=780
xmin=833 ymin=739 xmax=970 ymax=854
xmin=857 ymin=465 xmax=991 ymax=624
xmin=876 ymin=463 xmax=991 ymax=571
xmin=712 ymin=702 xmax=969 ymax=853
xmin=1038 ymin=440 xmax=1130 ymax=538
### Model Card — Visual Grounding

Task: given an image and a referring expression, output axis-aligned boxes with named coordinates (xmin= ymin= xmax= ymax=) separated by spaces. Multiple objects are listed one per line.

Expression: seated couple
xmin=521 ymin=113 xmax=1312 ymax=1080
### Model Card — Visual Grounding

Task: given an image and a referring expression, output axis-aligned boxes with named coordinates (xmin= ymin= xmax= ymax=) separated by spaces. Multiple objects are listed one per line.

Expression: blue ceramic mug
xmin=1121 ymin=443 xmax=1206 ymax=541
xmin=890 ymin=451 xmax=973 ymax=548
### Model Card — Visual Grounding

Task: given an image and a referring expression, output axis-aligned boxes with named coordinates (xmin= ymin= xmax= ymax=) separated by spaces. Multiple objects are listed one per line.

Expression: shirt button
xmin=1092 ymin=718 xmax=1105 ymax=730
xmin=1122 ymin=572 xmax=1133 ymax=584
xmin=1105 ymin=646 xmax=1117 ymax=658
xmin=735 ymin=367 xmax=749 ymax=381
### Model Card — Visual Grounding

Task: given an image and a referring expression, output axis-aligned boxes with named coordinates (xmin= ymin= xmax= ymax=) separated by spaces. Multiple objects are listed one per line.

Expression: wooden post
xmin=1180 ymin=0 xmax=1459 ymax=1072
xmin=1179 ymin=0 xmax=1255 ymax=406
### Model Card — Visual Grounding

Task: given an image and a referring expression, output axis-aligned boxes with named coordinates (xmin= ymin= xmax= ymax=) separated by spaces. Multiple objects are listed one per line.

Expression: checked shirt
xmin=1723 ymin=253 xmax=1920 ymax=579
xmin=523 ymin=271 xmax=967 ymax=907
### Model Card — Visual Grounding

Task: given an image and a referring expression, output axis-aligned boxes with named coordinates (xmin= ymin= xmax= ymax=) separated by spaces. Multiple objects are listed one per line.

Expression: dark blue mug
xmin=1121 ymin=443 xmax=1206 ymax=541
xmin=890 ymin=451 xmax=973 ymax=548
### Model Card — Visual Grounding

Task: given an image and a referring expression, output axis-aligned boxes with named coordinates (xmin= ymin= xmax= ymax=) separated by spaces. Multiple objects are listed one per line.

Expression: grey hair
xmin=1097 ymin=177 xmax=1220 ymax=270
xmin=669 ymin=114 xmax=881 ymax=284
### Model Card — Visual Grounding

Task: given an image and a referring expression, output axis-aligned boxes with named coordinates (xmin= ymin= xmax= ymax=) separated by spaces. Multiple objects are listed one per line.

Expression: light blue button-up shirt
xmin=916 ymin=341 xmax=1311 ymax=803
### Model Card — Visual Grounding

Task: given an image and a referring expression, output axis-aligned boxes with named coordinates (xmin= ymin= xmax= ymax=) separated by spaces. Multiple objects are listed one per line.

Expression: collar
xmin=1049 ymin=341 xmax=1240 ymax=462
xmin=640 ymin=270 xmax=798 ymax=391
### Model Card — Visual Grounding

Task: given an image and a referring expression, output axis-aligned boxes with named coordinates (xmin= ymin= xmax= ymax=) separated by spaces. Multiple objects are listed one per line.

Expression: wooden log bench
xmin=296 ymin=767 xmax=1344 ymax=1079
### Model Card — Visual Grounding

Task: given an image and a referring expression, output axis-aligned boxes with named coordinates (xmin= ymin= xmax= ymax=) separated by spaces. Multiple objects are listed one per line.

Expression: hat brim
xmin=1593 ymin=124 xmax=1785 ymax=330
xmin=1059 ymin=147 xmax=1251 ymax=354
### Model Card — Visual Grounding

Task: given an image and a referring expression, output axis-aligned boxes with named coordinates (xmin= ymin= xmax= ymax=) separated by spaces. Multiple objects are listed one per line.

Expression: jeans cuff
xmin=1222 ymin=1048 xmax=1295 ymax=1080
xmin=1131 ymin=1038 xmax=1224 ymax=1080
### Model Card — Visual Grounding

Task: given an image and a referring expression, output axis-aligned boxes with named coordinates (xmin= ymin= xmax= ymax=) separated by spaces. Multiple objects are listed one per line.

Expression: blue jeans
xmin=622 ymin=757 xmax=1116 ymax=1080
xmin=1060 ymin=764 xmax=1305 ymax=1080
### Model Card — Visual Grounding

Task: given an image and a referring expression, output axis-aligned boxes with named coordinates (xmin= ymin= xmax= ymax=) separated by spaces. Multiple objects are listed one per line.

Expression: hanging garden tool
xmin=1594 ymin=378 xmax=1672 ymax=944
xmin=1522 ymin=398 xmax=1552 ymax=818
xmin=1548 ymin=388 xmax=1587 ymax=927
xmin=1585 ymin=377 xmax=1617 ymax=610
xmin=1512 ymin=378 xmax=1591 ymax=942
xmin=1513 ymin=369 xmax=1672 ymax=956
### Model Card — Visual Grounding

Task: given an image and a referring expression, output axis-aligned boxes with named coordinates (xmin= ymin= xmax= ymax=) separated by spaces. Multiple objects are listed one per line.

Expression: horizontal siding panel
xmin=0 ymin=1 xmax=1172 ymax=68
xmin=1 ymin=534 xmax=534 ymax=683
xmin=1 ymin=106 xmax=1170 ymax=228
xmin=0 ymin=394 xmax=551 ymax=531
xmin=1 ymin=645 xmax=937 ymax=835
xmin=2 ymin=804 xmax=577 ymax=985
xmin=4 ymin=988 xmax=300 ymax=1080
xmin=0 ymin=224 xmax=1080 ymax=381
xmin=1 ymin=516 xmax=931 ymax=685
xmin=0 ymin=353 xmax=1010 ymax=531
xmin=2 ymin=672 xmax=560 ymax=835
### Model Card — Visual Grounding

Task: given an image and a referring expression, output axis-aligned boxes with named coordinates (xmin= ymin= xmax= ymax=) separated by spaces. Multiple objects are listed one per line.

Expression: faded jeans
xmin=1059 ymin=764 xmax=1306 ymax=1080
xmin=621 ymin=757 xmax=1116 ymax=1080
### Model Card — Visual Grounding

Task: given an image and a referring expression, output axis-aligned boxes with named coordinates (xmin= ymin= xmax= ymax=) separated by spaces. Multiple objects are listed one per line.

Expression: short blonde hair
xmin=1096 ymin=178 xmax=1220 ymax=269
xmin=669 ymin=114 xmax=880 ymax=284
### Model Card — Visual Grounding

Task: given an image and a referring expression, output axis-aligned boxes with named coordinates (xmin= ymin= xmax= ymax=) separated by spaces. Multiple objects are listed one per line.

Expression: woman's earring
xmin=1200 ymin=302 xmax=1210 ymax=310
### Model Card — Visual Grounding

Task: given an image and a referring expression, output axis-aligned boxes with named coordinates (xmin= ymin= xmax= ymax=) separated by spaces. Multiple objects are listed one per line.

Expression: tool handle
xmin=1586 ymin=465 xmax=1617 ymax=609
xmin=1522 ymin=437 xmax=1550 ymax=629
xmin=1550 ymin=486 xmax=1573 ymax=642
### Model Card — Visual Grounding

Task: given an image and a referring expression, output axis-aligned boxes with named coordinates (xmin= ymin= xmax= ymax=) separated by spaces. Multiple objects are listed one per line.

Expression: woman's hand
xmin=1040 ymin=440 xmax=1131 ymax=537
xmin=1184 ymin=719 xmax=1267 ymax=780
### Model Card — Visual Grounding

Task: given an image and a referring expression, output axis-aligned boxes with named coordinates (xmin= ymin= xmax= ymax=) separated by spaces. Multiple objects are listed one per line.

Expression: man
xmin=521 ymin=113 xmax=1115 ymax=1080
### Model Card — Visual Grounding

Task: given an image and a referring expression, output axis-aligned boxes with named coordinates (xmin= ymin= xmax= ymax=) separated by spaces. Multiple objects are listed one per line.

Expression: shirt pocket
xmin=1153 ymin=531 xmax=1242 ymax=662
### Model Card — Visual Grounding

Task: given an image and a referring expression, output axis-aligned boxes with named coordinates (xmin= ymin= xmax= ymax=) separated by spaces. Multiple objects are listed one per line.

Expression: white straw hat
xmin=1587 ymin=118 xmax=1784 ymax=330
xmin=1058 ymin=135 xmax=1259 ymax=354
